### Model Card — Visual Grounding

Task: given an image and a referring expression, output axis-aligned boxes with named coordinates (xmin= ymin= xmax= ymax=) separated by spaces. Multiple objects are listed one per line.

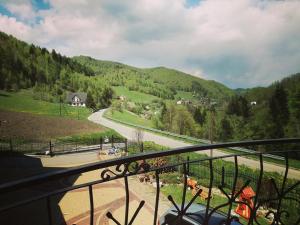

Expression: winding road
xmin=88 ymin=109 xmax=300 ymax=180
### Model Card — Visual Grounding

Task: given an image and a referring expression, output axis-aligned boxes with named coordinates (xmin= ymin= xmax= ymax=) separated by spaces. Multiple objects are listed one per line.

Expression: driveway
xmin=88 ymin=109 xmax=300 ymax=179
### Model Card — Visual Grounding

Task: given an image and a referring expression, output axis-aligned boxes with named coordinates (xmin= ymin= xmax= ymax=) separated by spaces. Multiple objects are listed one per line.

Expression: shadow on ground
xmin=0 ymin=152 xmax=79 ymax=225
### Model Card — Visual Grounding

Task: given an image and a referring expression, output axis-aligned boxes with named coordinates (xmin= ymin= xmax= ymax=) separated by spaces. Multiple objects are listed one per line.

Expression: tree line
xmin=0 ymin=31 xmax=113 ymax=109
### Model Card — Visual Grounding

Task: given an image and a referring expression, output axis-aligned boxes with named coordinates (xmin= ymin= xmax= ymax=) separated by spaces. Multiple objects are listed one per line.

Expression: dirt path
xmin=88 ymin=109 xmax=300 ymax=180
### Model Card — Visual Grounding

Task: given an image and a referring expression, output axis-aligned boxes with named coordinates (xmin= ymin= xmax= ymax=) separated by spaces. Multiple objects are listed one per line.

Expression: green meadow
xmin=0 ymin=90 xmax=91 ymax=120
xmin=105 ymin=109 xmax=154 ymax=128
xmin=112 ymin=86 xmax=159 ymax=103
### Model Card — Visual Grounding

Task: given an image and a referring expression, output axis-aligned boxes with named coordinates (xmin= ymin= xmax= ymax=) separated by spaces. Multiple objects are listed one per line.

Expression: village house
xmin=67 ymin=92 xmax=87 ymax=107
xmin=117 ymin=95 xmax=126 ymax=101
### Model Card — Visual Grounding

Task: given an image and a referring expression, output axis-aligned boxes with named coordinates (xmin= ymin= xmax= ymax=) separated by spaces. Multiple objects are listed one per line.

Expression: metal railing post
xmin=111 ymin=135 xmax=114 ymax=148
xmin=9 ymin=139 xmax=13 ymax=151
xmin=49 ymin=140 xmax=53 ymax=157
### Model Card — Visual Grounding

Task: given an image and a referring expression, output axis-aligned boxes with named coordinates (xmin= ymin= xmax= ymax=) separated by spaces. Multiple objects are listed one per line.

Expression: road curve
xmin=88 ymin=109 xmax=300 ymax=179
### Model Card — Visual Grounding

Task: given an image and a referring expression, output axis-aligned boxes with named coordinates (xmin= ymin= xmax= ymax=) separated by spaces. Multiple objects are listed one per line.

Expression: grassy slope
xmin=0 ymin=90 xmax=91 ymax=120
xmin=73 ymin=56 xmax=235 ymax=101
xmin=175 ymin=91 xmax=199 ymax=101
xmin=144 ymin=67 xmax=234 ymax=99
xmin=0 ymin=90 xmax=122 ymax=141
xmin=106 ymin=109 xmax=153 ymax=128
xmin=112 ymin=86 xmax=158 ymax=103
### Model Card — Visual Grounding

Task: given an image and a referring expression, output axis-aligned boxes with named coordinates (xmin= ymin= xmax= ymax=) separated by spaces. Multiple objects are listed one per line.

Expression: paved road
xmin=88 ymin=109 xmax=300 ymax=180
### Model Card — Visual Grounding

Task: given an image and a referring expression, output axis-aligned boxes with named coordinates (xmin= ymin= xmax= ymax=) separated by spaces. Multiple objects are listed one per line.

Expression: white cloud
xmin=5 ymin=1 xmax=35 ymax=20
xmin=0 ymin=14 xmax=33 ymax=40
xmin=0 ymin=0 xmax=299 ymax=88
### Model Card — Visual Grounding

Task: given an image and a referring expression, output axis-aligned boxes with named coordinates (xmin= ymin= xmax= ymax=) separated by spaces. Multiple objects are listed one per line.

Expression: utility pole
xmin=59 ymin=96 xmax=62 ymax=116
xmin=77 ymin=107 xmax=79 ymax=120
xmin=208 ymin=103 xmax=216 ymax=158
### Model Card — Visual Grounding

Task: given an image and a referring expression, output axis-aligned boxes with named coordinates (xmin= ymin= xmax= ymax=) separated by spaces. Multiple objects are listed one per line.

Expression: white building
xmin=67 ymin=92 xmax=87 ymax=107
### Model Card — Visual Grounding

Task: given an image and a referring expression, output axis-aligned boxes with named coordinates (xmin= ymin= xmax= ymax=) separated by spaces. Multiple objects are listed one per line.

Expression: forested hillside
xmin=0 ymin=31 xmax=299 ymax=156
xmin=0 ymin=31 xmax=233 ymax=109
xmin=73 ymin=56 xmax=234 ymax=101
xmin=0 ymin=32 xmax=115 ymax=108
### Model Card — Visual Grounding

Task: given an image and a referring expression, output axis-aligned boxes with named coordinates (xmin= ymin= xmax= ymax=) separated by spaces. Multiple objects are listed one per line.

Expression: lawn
xmin=112 ymin=86 xmax=159 ymax=103
xmin=175 ymin=91 xmax=199 ymax=102
xmin=219 ymin=147 xmax=300 ymax=171
xmin=105 ymin=109 xmax=154 ymax=128
xmin=0 ymin=90 xmax=91 ymax=120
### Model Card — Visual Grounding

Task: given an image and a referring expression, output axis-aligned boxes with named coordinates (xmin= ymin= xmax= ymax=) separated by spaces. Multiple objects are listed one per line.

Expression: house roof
xmin=241 ymin=187 xmax=255 ymax=199
xmin=66 ymin=92 xmax=87 ymax=103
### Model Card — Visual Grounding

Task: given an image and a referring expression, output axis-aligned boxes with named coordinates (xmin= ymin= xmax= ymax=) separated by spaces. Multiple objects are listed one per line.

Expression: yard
xmin=0 ymin=90 xmax=91 ymax=120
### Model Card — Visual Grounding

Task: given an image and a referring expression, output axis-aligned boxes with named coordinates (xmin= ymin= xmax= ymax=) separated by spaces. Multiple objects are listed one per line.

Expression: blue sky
xmin=0 ymin=0 xmax=300 ymax=88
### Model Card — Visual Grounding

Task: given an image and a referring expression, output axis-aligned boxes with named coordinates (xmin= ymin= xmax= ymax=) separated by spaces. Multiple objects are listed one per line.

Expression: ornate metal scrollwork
xmin=100 ymin=160 xmax=151 ymax=182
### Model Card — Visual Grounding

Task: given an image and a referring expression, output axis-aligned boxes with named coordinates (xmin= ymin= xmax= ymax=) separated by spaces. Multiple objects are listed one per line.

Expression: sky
xmin=0 ymin=0 xmax=300 ymax=88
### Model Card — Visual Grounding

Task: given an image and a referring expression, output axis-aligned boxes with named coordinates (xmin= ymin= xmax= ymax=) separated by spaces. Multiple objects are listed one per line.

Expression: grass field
xmin=0 ymin=90 xmax=91 ymax=120
xmin=220 ymin=148 xmax=300 ymax=170
xmin=112 ymin=86 xmax=159 ymax=103
xmin=0 ymin=90 xmax=123 ymax=142
xmin=106 ymin=109 xmax=154 ymax=128
xmin=175 ymin=91 xmax=199 ymax=101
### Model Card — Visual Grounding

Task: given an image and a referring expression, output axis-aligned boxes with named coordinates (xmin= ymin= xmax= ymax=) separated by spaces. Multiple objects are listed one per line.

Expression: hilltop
xmin=73 ymin=55 xmax=234 ymax=102
xmin=0 ymin=31 xmax=299 ymax=152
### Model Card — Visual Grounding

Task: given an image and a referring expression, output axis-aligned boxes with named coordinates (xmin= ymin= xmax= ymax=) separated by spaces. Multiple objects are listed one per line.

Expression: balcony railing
xmin=0 ymin=138 xmax=299 ymax=225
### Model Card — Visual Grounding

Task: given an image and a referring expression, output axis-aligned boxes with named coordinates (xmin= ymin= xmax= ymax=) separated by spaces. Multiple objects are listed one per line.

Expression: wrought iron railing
xmin=0 ymin=135 xmax=127 ymax=155
xmin=0 ymin=138 xmax=299 ymax=225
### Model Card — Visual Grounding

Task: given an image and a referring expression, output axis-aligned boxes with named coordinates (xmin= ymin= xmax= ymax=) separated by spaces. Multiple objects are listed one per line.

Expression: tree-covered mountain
xmin=73 ymin=55 xmax=234 ymax=102
xmin=0 ymin=31 xmax=94 ymax=90
xmin=0 ymin=31 xmax=299 ymax=154
xmin=0 ymin=31 xmax=113 ymax=108
xmin=0 ymin=31 xmax=234 ymax=109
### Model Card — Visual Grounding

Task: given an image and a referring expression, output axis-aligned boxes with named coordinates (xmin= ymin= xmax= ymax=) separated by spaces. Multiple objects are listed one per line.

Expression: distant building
xmin=177 ymin=100 xmax=182 ymax=105
xmin=67 ymin=92 xmax=87 ymax=107
xmin=117 ymin=95 xmax=126 ymax=101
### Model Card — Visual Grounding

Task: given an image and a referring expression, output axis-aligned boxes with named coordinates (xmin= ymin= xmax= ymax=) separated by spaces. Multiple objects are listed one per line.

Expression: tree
xmin=269 ymin=84 xmax=289 ymax=125
xmin=218 ymin=117 xmax=232 ymax=141
xmin=174 ymin=106 xmax=195 ymax=136
xmin=101 ymin=87 xmax=114 ymax=108
xmin=226 ymin=95 xmax=249 ymax=118
xmin=194 ymin=107 xmax=206 ymax=126
xmin=289 ymin=86 xmax=300 ymax=135
xmin=268 ymin=84 xmax=289 ymax=138
xmin=162 ymin=104 xmax=176 ymax=131
xmin=86 ymin=91 xmax=96 ymax=109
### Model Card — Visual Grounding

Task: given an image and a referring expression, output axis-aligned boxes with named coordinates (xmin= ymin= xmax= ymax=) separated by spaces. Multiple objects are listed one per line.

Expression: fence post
xmin=9 ymin=139 xmax=13 ymax=151
xmin=125 ymin=138 xmax=128 ymax=153
xmin=140 ymin=142 xmax=144 ymax=153
xmin=49 ymin=140 xmax=53 ymax=157
xmin=111 ymin=135 xmax=114 ymax=148
xmin=187 ymin=156 xmax=190 ymax=176
xmin=100 ymin=137 xmax=103 ymax=150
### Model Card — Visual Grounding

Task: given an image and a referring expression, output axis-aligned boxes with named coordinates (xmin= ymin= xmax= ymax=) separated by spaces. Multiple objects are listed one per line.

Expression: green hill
xmin=73 ymin=56 xmax=234 ymax=103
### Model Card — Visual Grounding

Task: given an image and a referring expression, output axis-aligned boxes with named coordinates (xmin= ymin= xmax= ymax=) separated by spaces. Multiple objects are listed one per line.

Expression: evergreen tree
xmin=194 ymin=107 xmax=206 ymax=126
xmin=268 ymin=84 xmax=289 ymax=138
xmin=218 ymin=117 xmax=232 ymax=141
xmin=86 ymin=91 xmax=96 ymax=109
